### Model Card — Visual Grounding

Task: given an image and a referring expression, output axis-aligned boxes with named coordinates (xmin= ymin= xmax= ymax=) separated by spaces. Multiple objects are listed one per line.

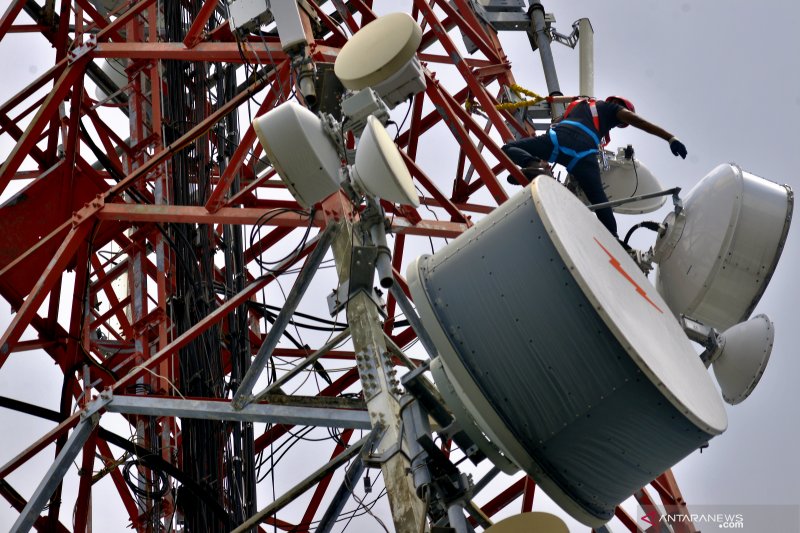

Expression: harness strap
xmin=548 ymin=126 xmax=598 ymax=172
xmin=563 ymin=98 xmax=609 ymax=146
xmin=558 ymin=120 xmax=601 ymax=146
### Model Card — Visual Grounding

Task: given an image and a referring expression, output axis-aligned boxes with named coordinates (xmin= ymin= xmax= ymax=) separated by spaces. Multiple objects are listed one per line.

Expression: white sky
xmin=0 ymin=1 xmax=798 ymax=531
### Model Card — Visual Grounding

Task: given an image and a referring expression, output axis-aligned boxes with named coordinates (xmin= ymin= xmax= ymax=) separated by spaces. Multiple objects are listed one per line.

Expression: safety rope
xmin=495 ymin=83 xmax=547 ymax=110
xmin=464 ymin=84 xmax=546 ymax=114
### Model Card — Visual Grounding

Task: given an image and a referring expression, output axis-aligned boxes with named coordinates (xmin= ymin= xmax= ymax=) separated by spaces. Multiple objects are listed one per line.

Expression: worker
xmin=501 ymin=96 xmax=687 ymax=237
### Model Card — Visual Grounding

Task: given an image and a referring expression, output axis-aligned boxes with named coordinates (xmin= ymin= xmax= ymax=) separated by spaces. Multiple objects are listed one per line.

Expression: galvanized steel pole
xmin=529 ymin=2 xmax=565 ymax=116
xmin=331 ymin=222 xmax=427 ymax=533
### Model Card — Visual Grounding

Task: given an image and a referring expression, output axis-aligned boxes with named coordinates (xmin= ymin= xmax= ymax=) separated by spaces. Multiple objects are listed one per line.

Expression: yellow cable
xmin=493 ymin=83 xmax=546 ymax=110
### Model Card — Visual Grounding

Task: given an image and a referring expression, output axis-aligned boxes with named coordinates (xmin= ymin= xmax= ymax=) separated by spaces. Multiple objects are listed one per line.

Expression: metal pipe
xmin=370 ymin=219 xmax=394 ymax=288
xmin=588 ymin=186 xmax=681 ymax=211
xmin=314 ymin=457 xmax=366 ymax=533
xmin=388 ymin=284 xmax=439 ymax=360
xmin=232 ymin=434 xmax=371 ymax=533
xmin=10 ymin=417 xmax=96 ymax=533
xmin=447 ymin=503 xmax=473 ymax=533
xmin=254 ymin=328 xmax=351 ymax=400
xmin=400 ymin=397 xmax=432 ymax=493
xmin=578 ymin=18 xmax=594 ymax=96
xmin=528 ymin=2 xmax=564 ymax=116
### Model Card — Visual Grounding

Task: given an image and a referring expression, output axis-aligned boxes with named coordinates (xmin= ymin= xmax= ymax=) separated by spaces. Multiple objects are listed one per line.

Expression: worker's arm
xmin=617 ymin=109 xmax=673 ymax=140
xmin=617 ymin=108 xmax=687 ymax=158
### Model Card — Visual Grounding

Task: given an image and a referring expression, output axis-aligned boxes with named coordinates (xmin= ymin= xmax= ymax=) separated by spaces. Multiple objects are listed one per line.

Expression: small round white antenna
xmin=252 ymin=101 xmax=342 ymax=208
xmin=334 ymin=13 xmax=422 ymax=91
xmin=485 ymin=512 xmax=569 ymax=533
xmin=352 ymin=115 xmax=420 ymax=207
xmin=600 ymin=148 xmax=666 ymax=214
xmin=713 ymin=314 xmax=774 ymax=405
xmin=655 ymin=163 xmax=792 ymax=331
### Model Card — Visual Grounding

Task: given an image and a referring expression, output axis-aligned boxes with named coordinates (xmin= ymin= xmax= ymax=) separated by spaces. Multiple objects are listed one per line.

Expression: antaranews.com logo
xmin=641 ymin=509 xmax=744 ymax=529
xmin=637 ymin=505 xmax=800 ymax=532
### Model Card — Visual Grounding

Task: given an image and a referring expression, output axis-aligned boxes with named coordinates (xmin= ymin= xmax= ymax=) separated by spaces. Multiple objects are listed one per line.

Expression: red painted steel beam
xmin=74 ymin=0 xmax=125 ymax=42
xmin=95 ymin=0 xmax=158 ymax=42
xmin=614 ymin=506 xmax=644 ymax=533
xmin=424 ymin=79 xmax=509 ymax=204
xmin=521 ymin=476 xmax=535 ymax=512
xmin=0 ymin=58 xmax=88 ymax=196
xmin=0 ymin=0 xmax=26 ymax=41
xmin=478 ymin=477 xmax=525 ymax=519
xmin=94 ymin=41 xmax=339 ymax=64
xmin=400 ymin=150 xmax=471 ymax=223
xmin=432 ymin=0 xmax=501 ymax=63
xmin=417 ymin=53 xmax=494 ymax=68
xmin=95 ymin=439 xmax=141 ymax=529
xmin=329 ymin=0 xmax=364 ymax=33
xmin=0 ymin=223 xmax=93 ymax=369
xmin=0 ymin=112 xmax=49 ymax=164
xmin=0 ymin=478 xmax=71 ymax=533
xmin=395 ymin=86 xmax=469 ymax=150
xmin=73 ymin=430 xmax=98 ymax=532
xmin=0 ymin=413 xmax=81 ymax=478
xmin=104 ymin=74 xmax=271 ymax=202
xmin=94 ymin=203 xmax=470 ymax=237
xmin=300 ymin=429 xmax=354 ymax=527
xmin=183 ymin=0 xmax=219 ymax=48
xmin=227 ymin=171 xmax=278 ymax=207
xmin=306 ymin=1 xmax=348 ymax=47
xmin=98 ymin=204 xmax=321 ymax=226
xmin=414 ymin=0 xmax=514 ymax=141
xmin=109 ymin=241 xmax=318 ymax=394
xmin=0 ymin=62 xmax=63 ymax=118
xmin=435 ymin=76 xmax=529 ymax=189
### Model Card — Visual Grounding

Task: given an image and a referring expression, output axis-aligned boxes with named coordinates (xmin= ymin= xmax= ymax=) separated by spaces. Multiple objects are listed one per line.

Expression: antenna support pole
xmin=528 ymin=1 xmax=565 ymax=117
xmin=331 ymin=221 xmax=427 ymax=533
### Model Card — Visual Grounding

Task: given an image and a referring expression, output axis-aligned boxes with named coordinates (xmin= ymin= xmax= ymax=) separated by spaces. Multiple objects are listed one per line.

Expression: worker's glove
xmin=669 ymin=137 xmax=687 ymax=159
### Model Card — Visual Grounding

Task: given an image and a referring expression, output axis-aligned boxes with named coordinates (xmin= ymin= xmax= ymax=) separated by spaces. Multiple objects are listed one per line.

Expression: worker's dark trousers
xmin=502 ymin=127 xmax=618 ymax=237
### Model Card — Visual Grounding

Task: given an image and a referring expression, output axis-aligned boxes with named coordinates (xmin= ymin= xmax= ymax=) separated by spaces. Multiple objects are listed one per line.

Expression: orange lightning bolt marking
xmin=593 ymin=237 xmax=664 ymax=313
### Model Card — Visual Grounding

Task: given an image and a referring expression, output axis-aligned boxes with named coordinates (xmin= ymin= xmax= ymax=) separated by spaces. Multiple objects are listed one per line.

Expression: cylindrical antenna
xmin=578 ymin=18 xmax=594 ymax=97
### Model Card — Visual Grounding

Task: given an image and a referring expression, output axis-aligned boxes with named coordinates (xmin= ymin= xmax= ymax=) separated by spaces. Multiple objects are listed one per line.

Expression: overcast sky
xmin=0 ymin=1 xmax=798 ymax=531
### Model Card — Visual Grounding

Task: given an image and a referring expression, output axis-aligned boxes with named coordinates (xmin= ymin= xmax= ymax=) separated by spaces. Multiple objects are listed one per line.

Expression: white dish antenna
xmin=600 ymin=147 xmax=666 ymax=214
xmin=254 ymin=103 xmax=419 ymax=208
xmin=352 ymin=116 xmax=419 ymax=207
xmin=334 ymin=13 xmax=425 ymax=108
xmin=334 ymin=12 xmax=421 ymax=90
xmin=655 ymin=163 xmax=792 ymax=331
xmin=485 ymin=512 xmax=569 ymax=533
xmin=573 ymin=147 xmax=666 ymax=213
xmin=252 ymin=101 xmax=342 ymax=208
xmin=712 ymin=314 xmax=774 ymax=405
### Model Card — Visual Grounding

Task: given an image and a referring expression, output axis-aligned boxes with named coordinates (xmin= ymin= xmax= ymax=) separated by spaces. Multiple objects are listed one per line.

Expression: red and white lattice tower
xmin=0 ymin=1 xmax=697 ymax=531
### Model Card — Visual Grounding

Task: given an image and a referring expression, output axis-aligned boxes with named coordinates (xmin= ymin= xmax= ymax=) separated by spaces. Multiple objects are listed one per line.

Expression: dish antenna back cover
xmin=334 ymin=12 xmax=422 ymax=90
xmin=352 ymin=115 xmax=419 ymax=206
xmin=408 ymin=177 xmax=726 ymax=526
xmin=655 ymin=163 xmax=792 ymax=330
xmin=252 ymin=101 xmax=342 ymax=208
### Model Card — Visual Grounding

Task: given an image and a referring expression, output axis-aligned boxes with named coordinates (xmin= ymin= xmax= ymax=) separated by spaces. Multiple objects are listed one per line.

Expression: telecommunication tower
xmin=0 ymin=1 xmax=790 ymax=532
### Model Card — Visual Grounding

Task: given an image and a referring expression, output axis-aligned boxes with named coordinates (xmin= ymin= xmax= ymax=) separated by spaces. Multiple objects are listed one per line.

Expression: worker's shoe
xmin=507 ymin=163 xmax=553 ymax=185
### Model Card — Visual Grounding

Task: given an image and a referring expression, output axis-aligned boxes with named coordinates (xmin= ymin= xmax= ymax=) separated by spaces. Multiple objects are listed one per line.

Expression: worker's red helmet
xmin=606 ymin=96 xmax=635 ymax=127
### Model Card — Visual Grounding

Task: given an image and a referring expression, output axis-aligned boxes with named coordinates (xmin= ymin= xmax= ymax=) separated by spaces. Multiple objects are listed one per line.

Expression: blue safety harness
xmin=547 ymin=119 xmax=601 ymax=173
